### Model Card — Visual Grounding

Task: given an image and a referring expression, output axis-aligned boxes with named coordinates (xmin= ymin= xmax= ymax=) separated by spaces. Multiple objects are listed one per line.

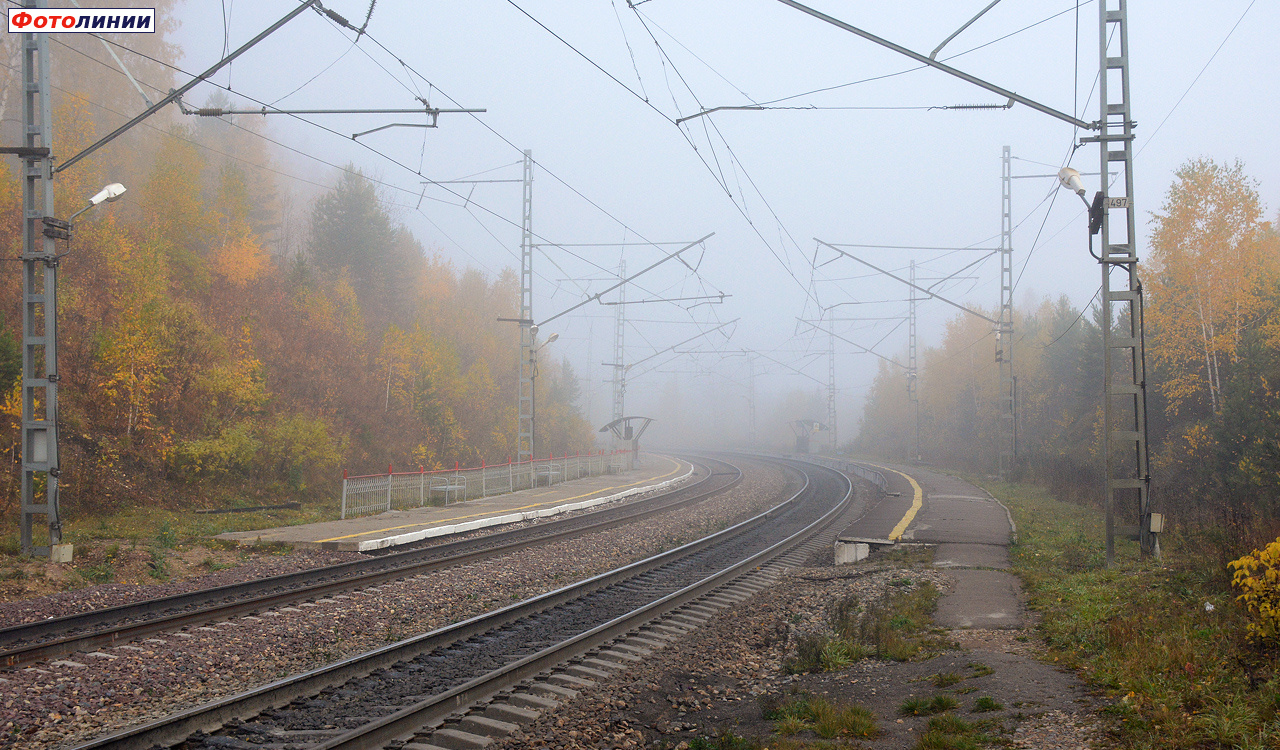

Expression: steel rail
xmin=0 ymin=456 xmax=737 ymax=669
xmin=320 ymin=459 xmax=852 ymax=750
xmin=71 ymin=457 xmax=845 ymax=750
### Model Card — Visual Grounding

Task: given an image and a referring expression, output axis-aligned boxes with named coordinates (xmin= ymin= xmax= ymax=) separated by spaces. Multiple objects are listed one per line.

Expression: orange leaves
xmin=209 ymin=226 xmax=266 ymax=287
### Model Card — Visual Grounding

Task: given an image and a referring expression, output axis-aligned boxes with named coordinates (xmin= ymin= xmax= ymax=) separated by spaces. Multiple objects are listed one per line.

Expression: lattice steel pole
xmin=747 ymin=354 xmax=756 ymax=447
xmin=827 ymin=325 xmax=837 ymax=453
xmin=611 ymin=259 xmax=626 ymax=428
xmin=997 ymin=146 xmax=1015 ymax=480
xmin=908 ymin=260 xmax=920 ymax=462
xmin=1093 ymin=0 xmax=1149 ymax=563
xmin=517 ymin=150 xmax=534 ymax=463
xmin=19 ymin=4 xmax=60 ymax=558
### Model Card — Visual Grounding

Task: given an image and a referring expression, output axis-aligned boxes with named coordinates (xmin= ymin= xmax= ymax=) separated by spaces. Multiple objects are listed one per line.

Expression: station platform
xmin=215 ymin=454 xmax=695 ymax=552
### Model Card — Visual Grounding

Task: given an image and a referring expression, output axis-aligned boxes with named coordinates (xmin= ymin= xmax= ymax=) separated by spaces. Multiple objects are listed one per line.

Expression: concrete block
xmin=834 ymin=541 xmax=870 ymax=564
xmin=50 ymin=544 xmax=73 ymax=563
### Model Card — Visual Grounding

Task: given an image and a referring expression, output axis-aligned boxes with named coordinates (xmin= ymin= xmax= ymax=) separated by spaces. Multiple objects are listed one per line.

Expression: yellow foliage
xmin=0 ymin=381 xmax=19 ymax=420
xmin=1145 ymin=159 xmax=1273 ymax=416
xmin=1229 ymin=538 xmax=1280 ymax=646
xmin=210 ymin=226 xmax=267 ymax=287
xmin=97 ymin=305 xmax=166 ymax=438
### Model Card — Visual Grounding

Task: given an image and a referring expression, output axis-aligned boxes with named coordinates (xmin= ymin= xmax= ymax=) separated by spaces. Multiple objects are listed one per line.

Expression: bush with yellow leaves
xmin=1229 ymin=537 xmax=1280 ymax=647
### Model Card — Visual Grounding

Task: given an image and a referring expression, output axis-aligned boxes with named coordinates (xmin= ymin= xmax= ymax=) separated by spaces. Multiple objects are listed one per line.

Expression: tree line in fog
xmin=0 ymin=18 xmax=592 ymax=515
xmin=855 ymin=159 xmax=1280 ymax=556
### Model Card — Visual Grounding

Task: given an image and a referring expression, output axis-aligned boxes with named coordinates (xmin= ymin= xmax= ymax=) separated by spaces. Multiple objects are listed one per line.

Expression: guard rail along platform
xmin=341 ymin=450 xmax=632 ymax=520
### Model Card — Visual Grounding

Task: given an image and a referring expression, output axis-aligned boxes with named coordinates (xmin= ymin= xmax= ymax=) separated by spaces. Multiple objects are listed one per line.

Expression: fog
xmin=172 ymin=0 xmax=1280 ymax=451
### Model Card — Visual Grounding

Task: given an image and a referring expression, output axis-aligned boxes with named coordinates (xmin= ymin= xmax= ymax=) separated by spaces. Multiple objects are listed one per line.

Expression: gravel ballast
xmin=0 ymin=459 xmax=797 ymax=750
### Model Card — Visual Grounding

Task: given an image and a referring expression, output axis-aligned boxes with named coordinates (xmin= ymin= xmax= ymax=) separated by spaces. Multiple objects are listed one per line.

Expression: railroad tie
xmin=614 ymin=640 xmax=658 ymax=654
xmin=458 ymin=714 xmax=520 ymax=737
xmin=597 ymin=648 xmax=644 ymax=663
xmin=547 ymin=672 xmax=596 ymax=689
xmin=582 ymin=657 xmax=627 ymax=672
xmin=425 ymin=726 xmax=494 ymax=749
xmin=530 ymin=681 xmax=579 ymax=700
xmin=482 ymin=702 xmax=541 ymax=723
xmin=507 ymin=692 xmax=560 ymax=711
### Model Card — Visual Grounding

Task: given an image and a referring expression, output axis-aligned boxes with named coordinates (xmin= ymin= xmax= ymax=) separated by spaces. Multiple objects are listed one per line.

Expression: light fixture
xmin=68 ymin=182 xmax=127 ymax=222
xmin=1057 ymin=167 xmax=1088 ymax=202
xmin=1057 ymin=168 xmax=1105 ymax=237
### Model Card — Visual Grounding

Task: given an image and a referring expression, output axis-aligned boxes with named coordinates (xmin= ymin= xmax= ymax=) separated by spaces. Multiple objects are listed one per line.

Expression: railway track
xmin=0 ymin=455 xmax=741 ymax=670
xmin=71 ymin=455 xmax=855 ymax=750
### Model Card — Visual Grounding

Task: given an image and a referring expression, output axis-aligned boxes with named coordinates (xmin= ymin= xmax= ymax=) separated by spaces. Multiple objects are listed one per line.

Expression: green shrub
xmin=169 ymin=421 xmax=261 ymax=479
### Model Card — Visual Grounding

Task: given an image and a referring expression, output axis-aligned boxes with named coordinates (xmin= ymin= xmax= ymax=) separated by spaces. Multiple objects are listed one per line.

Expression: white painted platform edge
xmin=351 ymin=464 xmax=696 ymax=551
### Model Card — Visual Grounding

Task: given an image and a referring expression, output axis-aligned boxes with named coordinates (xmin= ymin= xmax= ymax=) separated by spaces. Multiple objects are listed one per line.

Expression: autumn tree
xmin=1146 ymin=159 xmax=1274 ymax=416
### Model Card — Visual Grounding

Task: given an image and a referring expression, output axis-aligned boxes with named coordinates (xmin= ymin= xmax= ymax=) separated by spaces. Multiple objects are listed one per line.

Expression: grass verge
xmin=785 ymin=578 xmax=951 ymax=675
xmin=983 ymin=479 xmax=1280 ymax=748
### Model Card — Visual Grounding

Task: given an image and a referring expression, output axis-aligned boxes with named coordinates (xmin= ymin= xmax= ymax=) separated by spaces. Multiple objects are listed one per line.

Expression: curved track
xmin=0 ymin=455 xmax=740 ymax=669
xmin=72 ymin=455 xmax=855 ymax=750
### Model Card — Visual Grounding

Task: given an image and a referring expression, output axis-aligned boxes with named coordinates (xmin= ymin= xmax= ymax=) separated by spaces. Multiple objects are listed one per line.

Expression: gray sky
xmin=173 ymin=0 xmax=1279 ymax=446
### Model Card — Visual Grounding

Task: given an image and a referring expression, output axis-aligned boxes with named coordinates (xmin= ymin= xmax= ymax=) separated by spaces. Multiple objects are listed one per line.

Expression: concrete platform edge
xmin=347 ymin=463 xmax=696 ymax=552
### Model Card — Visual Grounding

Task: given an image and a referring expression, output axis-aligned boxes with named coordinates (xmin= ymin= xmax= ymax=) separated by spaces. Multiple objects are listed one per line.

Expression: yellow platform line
xmin=862 ymin=461 xmax=923 ymax=541
xmin=314 ymin=455 xmax=683 ymax=543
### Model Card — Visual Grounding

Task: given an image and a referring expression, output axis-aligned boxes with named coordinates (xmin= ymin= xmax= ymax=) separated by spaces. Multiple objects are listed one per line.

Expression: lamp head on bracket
xmin=1057 ymin=167 xmax=1086 ymax=197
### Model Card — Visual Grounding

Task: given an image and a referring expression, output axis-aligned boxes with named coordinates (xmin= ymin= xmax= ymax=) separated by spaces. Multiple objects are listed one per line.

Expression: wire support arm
xmin=56 ymin=0 xmax=321 ymax=174
xmin=772 ymin=0 xmax=1094 ymax=131
xmin=674 ymin=106 xmax=765 ymax=125
xmin=535 ymin=233 xmax=714 ymax=328
xmin=185 ymin=107 xmax=485 ymax=117
xmin=796 ymin=319 xmax=906 ymax=370
xmin=622 ymin=319 xmax=740 ymax=381
xmin=815 ymin=239 xmax=999 ymax=325
xmin=601 ymin=293 xmax=729 ymax=306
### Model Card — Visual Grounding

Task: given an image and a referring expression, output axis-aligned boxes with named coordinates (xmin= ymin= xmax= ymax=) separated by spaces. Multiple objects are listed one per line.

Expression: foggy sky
xmin=170 ymin=0 xmax=1279 ymax=448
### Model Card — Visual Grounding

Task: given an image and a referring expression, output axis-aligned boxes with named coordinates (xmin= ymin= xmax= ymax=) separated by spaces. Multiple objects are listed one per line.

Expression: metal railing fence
xmin=340 ymin=450 xmax=630 ymax=519
xmin=793 ymin=454 xmax=891 ymax=496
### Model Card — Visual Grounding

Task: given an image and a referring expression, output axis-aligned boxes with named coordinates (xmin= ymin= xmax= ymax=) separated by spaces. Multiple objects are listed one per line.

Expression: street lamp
xmin=1058 ymin=167 xmax=1106 ymax=248
xmin=42 ymin=183 xmax=128 ymax=243
xmin=68 ymin=183 xmax=126 ymax=222
xmin=529 ymin=325 xmax=558 ymax=462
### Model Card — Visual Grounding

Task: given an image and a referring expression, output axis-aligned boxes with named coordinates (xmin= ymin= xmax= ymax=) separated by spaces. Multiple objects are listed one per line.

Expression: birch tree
xmin=1146 ymin=159 xmax=1272 ymax=417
